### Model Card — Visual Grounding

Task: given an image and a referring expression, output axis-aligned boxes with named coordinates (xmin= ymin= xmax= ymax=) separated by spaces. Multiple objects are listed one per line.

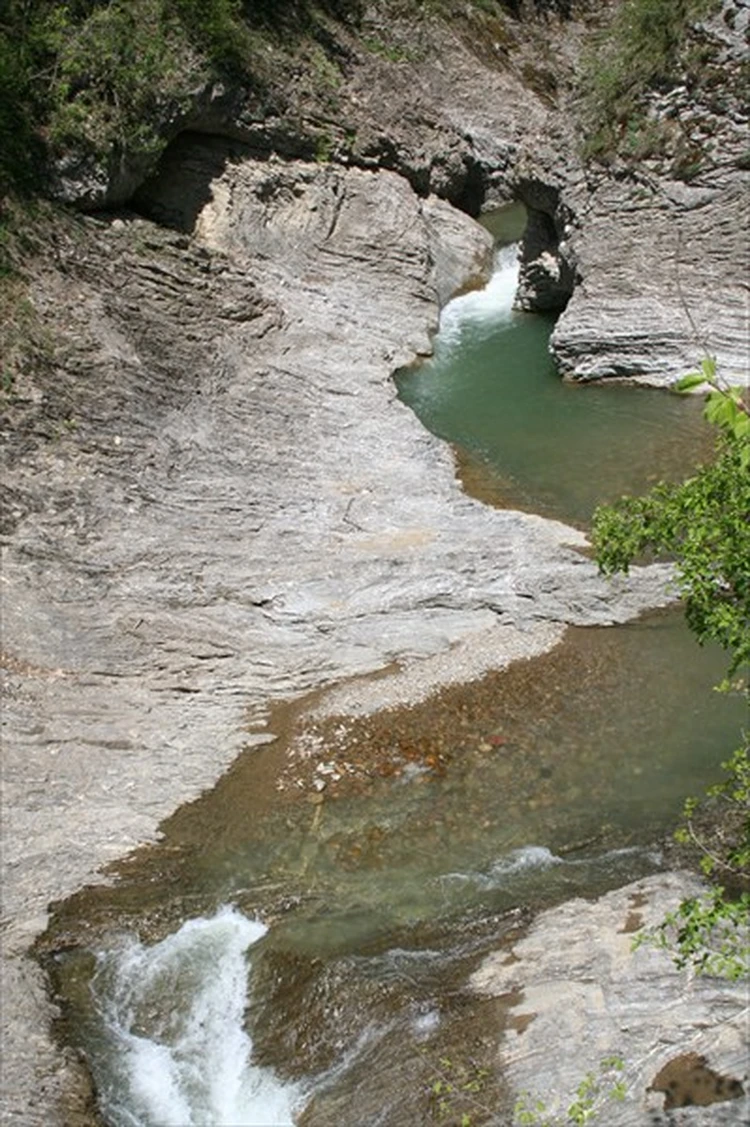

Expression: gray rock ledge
xmin=471 ymin=871 xmax=749 ymax=1126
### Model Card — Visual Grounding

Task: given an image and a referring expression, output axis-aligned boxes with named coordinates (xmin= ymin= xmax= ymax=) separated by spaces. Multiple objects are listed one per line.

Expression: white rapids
xmin=436 ymin=243 xmax=520 ymax=351
xmin=89 ymin=906 xmax=302 ymax=1127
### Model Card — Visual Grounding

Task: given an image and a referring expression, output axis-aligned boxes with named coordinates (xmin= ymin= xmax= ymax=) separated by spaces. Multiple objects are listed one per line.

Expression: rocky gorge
xmin=1 ymin=2 xmax=749 ymax=1124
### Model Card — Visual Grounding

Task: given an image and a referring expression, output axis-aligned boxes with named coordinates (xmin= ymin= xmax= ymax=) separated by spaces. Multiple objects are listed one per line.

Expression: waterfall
xmin=89 ymin=907 xmax=301 ymax=1127
xmin=436 ymin=243 xmax=520 ymax=352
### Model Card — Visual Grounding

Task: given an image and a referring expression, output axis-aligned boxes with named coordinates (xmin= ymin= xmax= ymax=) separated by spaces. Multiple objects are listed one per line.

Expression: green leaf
xmin=704 ymin=392 xmax=737 ymax=428
xmin=700 ymin=355 xmax=717 ymax=381
xmin=593 ymin=362 xmax=750 ymax=983
xmin=673 ymin=372 xmax=707 ymax=392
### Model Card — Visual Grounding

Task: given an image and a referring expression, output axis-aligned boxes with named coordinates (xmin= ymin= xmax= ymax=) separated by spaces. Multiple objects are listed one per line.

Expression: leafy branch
xmin=593 ymin=360 xmax=749 ymax=981
xmin=673 ymin=356 xmax=750 ymax=464
xmin=513 ymin=1056 xmax=627 ymax=1125
xmin=593 ymin=364 xmax=750 ymax=682
xmin=424 ymin=1053 xmax=493 ymax=1125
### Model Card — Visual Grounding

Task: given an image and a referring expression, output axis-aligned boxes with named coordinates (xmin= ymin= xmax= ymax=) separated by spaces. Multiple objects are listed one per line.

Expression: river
xmin=39 ymin=210 xmax=744 ymax=1127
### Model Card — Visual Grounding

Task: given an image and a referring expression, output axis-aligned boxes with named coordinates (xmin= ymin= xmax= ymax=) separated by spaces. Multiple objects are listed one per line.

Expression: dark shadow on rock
xmin=513 ymin=178 xmax=577 ymax=313
xmin=649 ymin=1052 xmax=744 ymax=1111
xmin=132 ymin=132 xmax=252 ymax=232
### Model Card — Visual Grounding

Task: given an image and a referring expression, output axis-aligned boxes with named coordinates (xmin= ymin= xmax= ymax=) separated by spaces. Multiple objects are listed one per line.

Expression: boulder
xmin=471 ymin=871 xmax=749 ymax=1124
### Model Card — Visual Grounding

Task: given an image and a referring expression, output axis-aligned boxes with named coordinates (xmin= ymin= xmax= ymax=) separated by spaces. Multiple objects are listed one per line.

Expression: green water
xmin=151 ymin=614 xmax=745 ymax=953
xmin=396 ymin=219 xmax=713 ymax=527
xmin=40 ymin=207 xmax=744 ymax=1127
xmin=45 ymin=613 xmax=746 ymax=1125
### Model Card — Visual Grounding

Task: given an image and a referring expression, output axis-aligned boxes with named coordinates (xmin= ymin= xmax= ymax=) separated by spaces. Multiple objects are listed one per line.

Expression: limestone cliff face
xmin=51 ymin=1 xmax=749 ymax=386
xmin=1 ymin=4 xmax=747 ymax=1124
xmin=549 ymin=0 xmax=749 ymax=385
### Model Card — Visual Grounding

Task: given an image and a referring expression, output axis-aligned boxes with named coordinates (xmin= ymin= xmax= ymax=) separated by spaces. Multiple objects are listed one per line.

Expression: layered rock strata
xmin=472 ymin=871 xmax=749 ymax=1125
xmin=2 ymin=3 xmax=748 ymax=1123
xmin=52 ymin=3 xmax=750 ymax=386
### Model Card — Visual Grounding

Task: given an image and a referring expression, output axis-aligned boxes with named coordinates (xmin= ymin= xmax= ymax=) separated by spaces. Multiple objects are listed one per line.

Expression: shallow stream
xmin=41 ymin=209 xmax=743 ymax=1127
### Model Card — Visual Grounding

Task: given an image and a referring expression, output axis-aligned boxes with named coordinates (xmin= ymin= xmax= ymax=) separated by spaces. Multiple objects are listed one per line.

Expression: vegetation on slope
xmin=0 ymin=0 xmax=365 ymax=390
xmin=2 ymin=0 xmax=547 ymax=199
xmin=2 ymin=0 xmax=736 ymax=198
xmin=577 ymin=0 xmax=720 ymax=160
xmin=0 ymin=0 xmax=372 ymax=197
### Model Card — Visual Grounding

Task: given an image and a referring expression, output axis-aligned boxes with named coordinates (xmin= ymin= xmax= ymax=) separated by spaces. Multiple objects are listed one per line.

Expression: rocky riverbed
xmin=1 ymin=141 xmax=675 ymax=1127
xmin=1 ymin=2 xmax=748 ymax=1124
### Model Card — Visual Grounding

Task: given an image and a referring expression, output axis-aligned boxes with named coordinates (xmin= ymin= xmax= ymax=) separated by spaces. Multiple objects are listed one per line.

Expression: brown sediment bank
xmin=2 ymin=4 xmax=748 ymax=1123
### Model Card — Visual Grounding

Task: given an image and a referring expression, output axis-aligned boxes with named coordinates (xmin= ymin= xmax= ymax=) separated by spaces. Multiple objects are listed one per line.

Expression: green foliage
xmin=674 ymin=357 xmax=750 ymax=446
xmin=0 ymin=3 xmax=57 ymax=193
xmin=684 ymin=743 xmax=750 ymax=881
xmin=579 ymin=0 xmax=717 ymax=160
xmin=46 ymin=1 xmax=205 ymax=158
xmin=513 ymin=1056 xmax=627 ymax=1125
xmin=637 ymin=880 xmax=750 ymax=980
xmin=0 ymin=1 xmax=202 ymax=187
xmin=0 ymin=198 xmax=58 ymax=398
xmin=592 ymin=369 xmax=750 ymax=682
xmin=634 ymin=739 xmax=750 ymax=980
xmin=593 ymin=365 xmax=750 ymax=981
xmin=363 ymin=34 xmax=419 ymax=63
xmin=170 ymin=0 xmax=245 ymax=60
xmin=0 ymin=0 xmax=528 ymax=194
xmin=0 ymin=0 xmax=362 ymax=193
xmin=424 ymin=1054 xmax=492 ymax=1124
xmin=308 ymin=43 xmax=342 ymax=89
xmin=314 ymin=129 xmax=335 ymax=164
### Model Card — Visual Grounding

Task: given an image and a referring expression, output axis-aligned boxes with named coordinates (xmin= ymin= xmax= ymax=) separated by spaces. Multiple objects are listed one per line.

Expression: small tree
xmin=592 ymin=360 xmax=750 ymax=979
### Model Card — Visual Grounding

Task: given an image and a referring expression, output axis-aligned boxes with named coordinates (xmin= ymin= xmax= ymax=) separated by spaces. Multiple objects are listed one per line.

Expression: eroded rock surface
xmin=516 ymin=3 xmax=750 ymax=385
xmin=471 ymin=871 xmax=749 ymax=1125
xmin=550 ymin=164 xmax=750 ymax=385
xmin=1 ymin=149 xmax=675 ymax=1124
xmin=3 ymin=3 xmax=749 ymax=1123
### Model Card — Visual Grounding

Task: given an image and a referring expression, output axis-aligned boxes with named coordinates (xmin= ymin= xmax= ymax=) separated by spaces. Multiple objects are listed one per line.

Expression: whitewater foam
xmin=489 ymin=844 xmax=562 ymax=877
xmin=90 ymin=906 xmax=301 ymax=1127
xmin=437 ymin=842 xmax=662 ymax=896
xmin=436 ymin=243 xmax=520 ymax=352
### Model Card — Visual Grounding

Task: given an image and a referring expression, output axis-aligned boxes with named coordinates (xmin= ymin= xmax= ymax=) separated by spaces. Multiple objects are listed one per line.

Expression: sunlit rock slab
xmin=472 ymin=870 xmax=749 ymax=1125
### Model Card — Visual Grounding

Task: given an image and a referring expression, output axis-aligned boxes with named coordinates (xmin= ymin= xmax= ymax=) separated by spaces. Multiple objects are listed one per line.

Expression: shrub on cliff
xmin=579 ymin=0 xmax=717 ymax=160
xmin=0 ymin=0 xmax=246 ymax=193
xmin=0 ymin=0 xmax=367 ymax=197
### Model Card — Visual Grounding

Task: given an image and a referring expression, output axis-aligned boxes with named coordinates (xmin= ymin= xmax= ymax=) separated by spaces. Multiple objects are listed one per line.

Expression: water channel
xmin=396 ymin=204 xmax=715 ymax=527
xmin=40 ymin=208 xmax=745 ymax=1126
